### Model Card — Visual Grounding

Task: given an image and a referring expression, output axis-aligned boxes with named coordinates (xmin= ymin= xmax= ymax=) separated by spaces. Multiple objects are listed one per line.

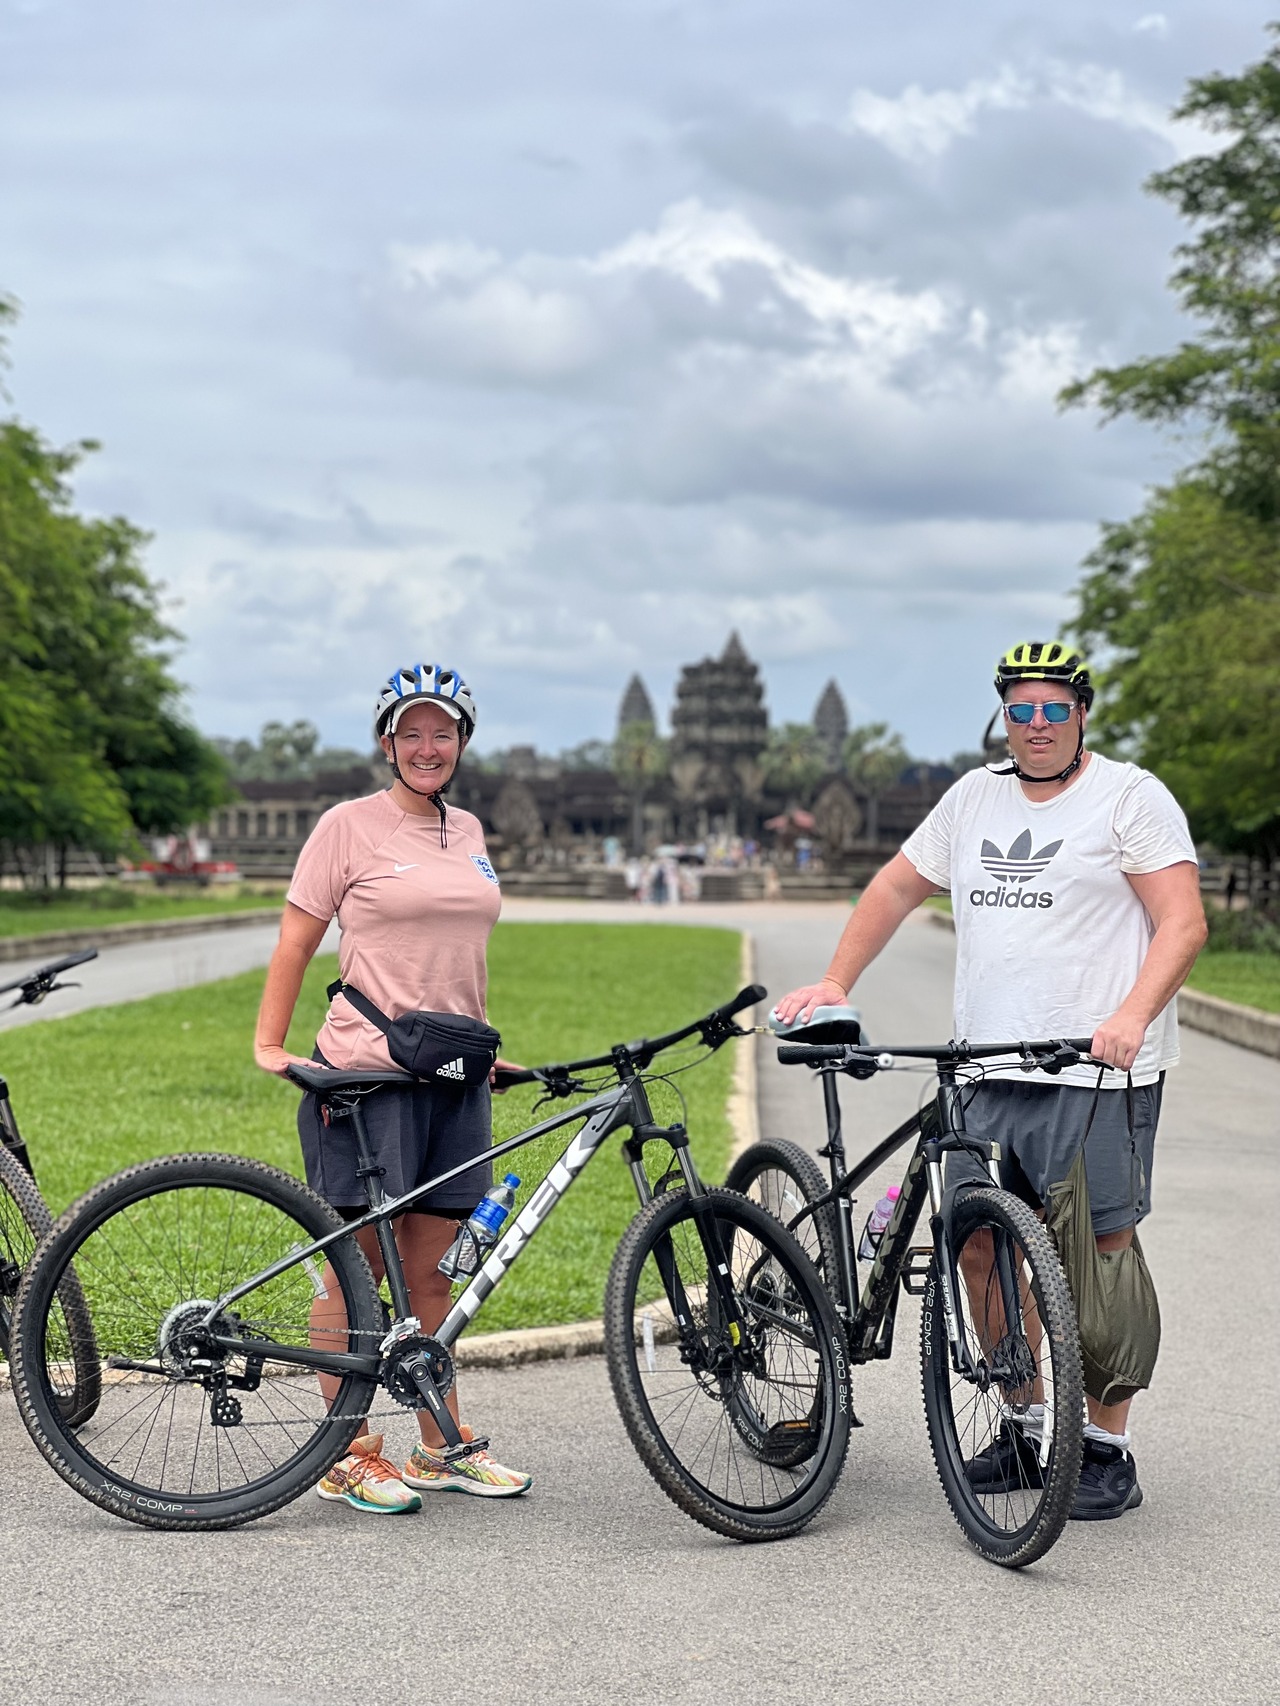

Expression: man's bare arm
xmin=1089 ymin=862 xmax=1208 ymax=1071
xmin=773 ymin=852 xmax=941 ymax=1024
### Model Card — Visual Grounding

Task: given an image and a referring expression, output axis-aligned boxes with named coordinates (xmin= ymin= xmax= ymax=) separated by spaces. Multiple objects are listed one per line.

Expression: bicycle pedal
xmin=441 ymin=1436 xmax=487 ymax=1463
xmin=900 ymin=1246 xmax=934 ymax=1297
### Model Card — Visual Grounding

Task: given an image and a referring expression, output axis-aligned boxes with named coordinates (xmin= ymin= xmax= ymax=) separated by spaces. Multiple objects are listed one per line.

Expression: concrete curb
xmin=1175 ymin=986 xmax=1280 ymax=1059
xmin=0 ymin=908 xmax=282 ymax=965
xmin=921 ymin=903 xmax=1280 ymax=1059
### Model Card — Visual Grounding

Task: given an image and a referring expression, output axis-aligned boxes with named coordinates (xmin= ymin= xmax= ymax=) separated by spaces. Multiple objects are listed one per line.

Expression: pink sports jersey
xmin=287 ymin=790 xmax=502 ymax=1070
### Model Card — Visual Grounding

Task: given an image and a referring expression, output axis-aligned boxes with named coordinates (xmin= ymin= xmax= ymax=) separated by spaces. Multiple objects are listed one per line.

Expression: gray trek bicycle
xmin=12 ymin=985 xmax=851 ymax=1539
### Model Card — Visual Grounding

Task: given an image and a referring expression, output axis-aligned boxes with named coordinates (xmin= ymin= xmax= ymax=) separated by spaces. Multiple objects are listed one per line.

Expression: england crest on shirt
xmin=470 ymin=854 xmax=499 ymax=885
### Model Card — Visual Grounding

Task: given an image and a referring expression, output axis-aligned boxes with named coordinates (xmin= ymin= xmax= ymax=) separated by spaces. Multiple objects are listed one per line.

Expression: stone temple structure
xmin=617 ymin=673 xmax=656 ymax=732
xmin=668 ymin=632 xmax=769 ymax=837
xmin=813 ymin=679 xmax=849 ymax=770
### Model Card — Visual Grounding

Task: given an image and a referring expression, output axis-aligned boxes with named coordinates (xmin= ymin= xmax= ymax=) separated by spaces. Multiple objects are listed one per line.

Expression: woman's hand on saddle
xmin=771 ymin=978 xmax=848 ymax=1028
xmin=255 ymin=1042 xmax=323 ymax=1078
xmin=491 ymin=1056 xmax=526 ymax=1093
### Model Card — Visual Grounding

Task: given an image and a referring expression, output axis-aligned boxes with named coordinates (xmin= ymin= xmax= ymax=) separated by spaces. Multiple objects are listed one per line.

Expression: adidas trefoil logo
xmin=980 ymin=829 xmax=1063 ymax=884
xmin=436 ymin=1058 xmax=466 ymax=1080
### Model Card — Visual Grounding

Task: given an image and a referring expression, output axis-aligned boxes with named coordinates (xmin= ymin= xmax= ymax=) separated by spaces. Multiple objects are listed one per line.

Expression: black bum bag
xmin=327 ymin=979 xmax=500 ymax=1089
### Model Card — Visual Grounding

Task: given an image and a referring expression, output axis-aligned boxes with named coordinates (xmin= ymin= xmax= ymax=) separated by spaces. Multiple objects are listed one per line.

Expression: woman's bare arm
xmin=254 ymin=902 xmax=332 ymax=1076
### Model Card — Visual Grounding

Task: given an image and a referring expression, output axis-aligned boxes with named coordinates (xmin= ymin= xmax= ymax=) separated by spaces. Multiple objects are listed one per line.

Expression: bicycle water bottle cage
xmin=768 ymin=1005 xmax=865 ymax=1046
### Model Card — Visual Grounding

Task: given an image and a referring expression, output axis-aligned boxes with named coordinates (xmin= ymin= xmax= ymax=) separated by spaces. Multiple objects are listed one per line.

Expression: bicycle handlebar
xmin=0 ymin=947 xmax=99 ymax=1002
xmin=777 ymin=1035 xmax=1098 ymax=1070
xmin=492 ymin=984 xmax=767 ymax=1094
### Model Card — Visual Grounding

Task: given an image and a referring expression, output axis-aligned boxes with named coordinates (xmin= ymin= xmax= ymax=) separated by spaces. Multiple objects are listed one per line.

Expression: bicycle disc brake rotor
xmin=382 ymin=1334 xmax=454 ymax=1409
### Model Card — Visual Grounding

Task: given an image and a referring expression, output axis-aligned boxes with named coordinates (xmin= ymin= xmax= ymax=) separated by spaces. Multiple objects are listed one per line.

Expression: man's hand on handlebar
xmin=1088 ymin=1010 xmax=1147 ymax=1073
xmin=772 ymin=977 xmax=848 ymax=1027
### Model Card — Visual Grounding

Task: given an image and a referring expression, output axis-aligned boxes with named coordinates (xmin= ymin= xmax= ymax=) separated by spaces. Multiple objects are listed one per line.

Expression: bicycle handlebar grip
xmin=714 ymin=984 xmax=767 ymax=1020
xmin=491 ymin=1067 xmax=540 ymax=1090
xmin=42 ymin=948 xmax=99 ymax=976
xmin=776 ymin=1043 xmax=846 ymax=1064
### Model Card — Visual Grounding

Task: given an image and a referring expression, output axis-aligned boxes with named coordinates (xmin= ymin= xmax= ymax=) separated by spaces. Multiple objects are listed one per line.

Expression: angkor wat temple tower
xmin=669 ymin=632 xmax=768 ymax=837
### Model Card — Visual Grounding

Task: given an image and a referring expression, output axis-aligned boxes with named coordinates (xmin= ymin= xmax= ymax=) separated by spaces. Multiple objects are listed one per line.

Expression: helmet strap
xmin=385 ymin=732 xmax=453 ymax=847
xmin=990 ymin=718 xmax=1086 ymax=787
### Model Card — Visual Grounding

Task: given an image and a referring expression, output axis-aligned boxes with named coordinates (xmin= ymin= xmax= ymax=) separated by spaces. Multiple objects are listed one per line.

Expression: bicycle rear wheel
xmin=725 ymin=1139 xmax=841 ymax=1299
xmin=0 ymin=1143 xmax=100 ymax=1428
xmin=13 ymin=1152 xmax=382 ymax=1530
xmin=605 ymin=1186 xmax=850 ymax=1542
xmin=921 ymin=1187 xmax=1083 ymax=1567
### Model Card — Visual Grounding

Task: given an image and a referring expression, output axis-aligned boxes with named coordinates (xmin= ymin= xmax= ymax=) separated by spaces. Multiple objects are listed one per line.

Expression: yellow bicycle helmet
xmin=994 ymin=641 xmax=1094 ymax=709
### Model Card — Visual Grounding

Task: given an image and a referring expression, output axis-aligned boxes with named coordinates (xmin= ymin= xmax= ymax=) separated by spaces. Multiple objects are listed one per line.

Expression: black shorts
xmin=296 ymin=1049 xmax=493 ymax=1217
xmin=945 ymin=1076 xmax=1163 ymax=1238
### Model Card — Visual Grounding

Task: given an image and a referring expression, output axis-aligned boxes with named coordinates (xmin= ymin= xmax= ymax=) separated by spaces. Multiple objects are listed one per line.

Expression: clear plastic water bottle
xmin=438 ymin=1174 xmax=521 ymax=1279
xmin=858 ymin=1185 xmax=901 ymax=1261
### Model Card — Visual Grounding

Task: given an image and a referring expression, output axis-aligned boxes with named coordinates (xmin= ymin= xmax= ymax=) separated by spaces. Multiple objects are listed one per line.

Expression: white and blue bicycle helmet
xmin=374 ymin=663 xmax=477 ymax=740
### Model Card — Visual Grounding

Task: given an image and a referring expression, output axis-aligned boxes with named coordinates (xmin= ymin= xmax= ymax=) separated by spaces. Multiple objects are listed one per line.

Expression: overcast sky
xmin=1 ymin=1 xmax=1272 ymax=761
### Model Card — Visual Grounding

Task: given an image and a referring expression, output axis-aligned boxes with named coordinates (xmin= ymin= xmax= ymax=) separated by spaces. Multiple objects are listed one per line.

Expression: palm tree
xmin=842 ymin=723 xmax=909 ymax=845
xmin=613 ymin=720 xmax=669 ymax=854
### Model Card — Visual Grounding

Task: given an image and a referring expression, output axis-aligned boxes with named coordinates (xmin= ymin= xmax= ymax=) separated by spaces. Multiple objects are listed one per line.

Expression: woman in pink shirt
xmin=254 ymin=663 xmax=532 ymax=1514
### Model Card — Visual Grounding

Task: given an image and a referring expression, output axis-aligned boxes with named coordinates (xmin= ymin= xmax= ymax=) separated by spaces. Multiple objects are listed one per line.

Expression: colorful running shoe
xmin=317 ymin=1433 xmax=423 ymax=1514
xmin=402 ymin=1425 xmax=532 ymax=1498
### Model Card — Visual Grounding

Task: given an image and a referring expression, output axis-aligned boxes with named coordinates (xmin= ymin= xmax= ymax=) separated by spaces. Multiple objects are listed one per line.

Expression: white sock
xmin=1084 ymin=1422 xmax=1130 ymax=1451
xmin=1003 ymin=1402 xmax=1045 ymax=1437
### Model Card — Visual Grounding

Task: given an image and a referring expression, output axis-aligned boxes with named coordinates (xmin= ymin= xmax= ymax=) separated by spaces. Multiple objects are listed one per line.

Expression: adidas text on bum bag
xmin=326 ymin=979 xmax=500 ymax=1089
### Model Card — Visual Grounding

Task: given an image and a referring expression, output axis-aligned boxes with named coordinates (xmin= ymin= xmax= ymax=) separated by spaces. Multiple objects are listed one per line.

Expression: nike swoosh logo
xmin=394 ymin=863 xmax=418 ymax=872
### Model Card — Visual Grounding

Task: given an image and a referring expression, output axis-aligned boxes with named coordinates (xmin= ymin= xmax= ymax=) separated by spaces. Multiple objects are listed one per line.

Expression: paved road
xmin=1 ymin=902 xmax=1277 ymax=1705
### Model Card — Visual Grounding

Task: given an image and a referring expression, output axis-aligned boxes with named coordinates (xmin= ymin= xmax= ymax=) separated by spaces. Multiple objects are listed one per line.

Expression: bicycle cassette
xmin=381 ymin=1334 xmax=455 ymax=1409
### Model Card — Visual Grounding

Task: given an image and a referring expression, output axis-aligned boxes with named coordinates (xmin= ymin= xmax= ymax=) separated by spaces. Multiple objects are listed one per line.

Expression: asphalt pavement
xmin=1 ymin=900 xmax=1276 ymax=1705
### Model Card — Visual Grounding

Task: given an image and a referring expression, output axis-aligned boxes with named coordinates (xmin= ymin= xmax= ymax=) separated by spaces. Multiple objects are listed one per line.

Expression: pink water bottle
xmin=858 ymin=1185 xmax=901 ymax=1261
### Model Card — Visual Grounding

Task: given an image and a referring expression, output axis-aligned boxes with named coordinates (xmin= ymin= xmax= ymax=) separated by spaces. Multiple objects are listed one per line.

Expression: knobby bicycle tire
xmin=920 ymin=1187 xmax=1083 ymax=1568
xmin=0 ymin=1143 xmax=100 ymax=1429
xmin=13 ymin=1152 xmax=382 ymax=1531
xmin=605 ymin=1186 xmax=850 ymax=1542
xmin=725 ymin=1139 xmax=841 ymax=1302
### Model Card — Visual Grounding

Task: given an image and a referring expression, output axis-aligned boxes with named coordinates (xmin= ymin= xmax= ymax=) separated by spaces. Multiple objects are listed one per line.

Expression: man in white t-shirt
xmin=775 ymin=641 xmax=1207 ymax=1521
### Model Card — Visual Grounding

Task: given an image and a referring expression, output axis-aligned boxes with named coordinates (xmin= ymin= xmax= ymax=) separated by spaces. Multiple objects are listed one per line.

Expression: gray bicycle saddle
xmin=768 ymin=1004 xmax=866 ymax=1045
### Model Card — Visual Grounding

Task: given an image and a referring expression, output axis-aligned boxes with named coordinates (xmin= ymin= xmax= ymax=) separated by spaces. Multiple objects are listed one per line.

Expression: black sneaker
xmin=1069 ymin=1440 xmax=1143 ymax=1521
xmin=965 ymin=1421 xmax=1047 ymax=1493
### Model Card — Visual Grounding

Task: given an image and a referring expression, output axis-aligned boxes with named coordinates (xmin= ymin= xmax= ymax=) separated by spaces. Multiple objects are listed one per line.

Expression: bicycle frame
xmin=195 ymin=1054 xmax=735 ymax=1449
xmin=780 ymin=1066 xmax=1008 ymax=1380
xmin=0 ymin=1080 xmax=36 ymax=1179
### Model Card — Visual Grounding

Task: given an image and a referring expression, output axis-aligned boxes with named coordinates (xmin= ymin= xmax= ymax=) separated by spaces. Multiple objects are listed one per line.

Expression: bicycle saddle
xmin=285 ymin=1064 xmax=416 ymax=1094
xmin=768 ymin=1004 xmax=865 ymax=1045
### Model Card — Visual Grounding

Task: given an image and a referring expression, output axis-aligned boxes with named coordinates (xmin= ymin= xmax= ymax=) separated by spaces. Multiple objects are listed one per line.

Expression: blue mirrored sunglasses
xmin=1003 ymin=700 xmax=1077 ymax=725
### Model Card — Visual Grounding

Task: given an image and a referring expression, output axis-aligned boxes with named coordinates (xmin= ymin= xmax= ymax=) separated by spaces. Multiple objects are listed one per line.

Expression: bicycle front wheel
xmin=725 ymin=1139 xmax=841 ymax=1300
xmin=921 ymin=1187 xmax=1083 ymax=1567
xmin=605 ymin=1187 xmax=850 ymax=1542
xmin=0 ymin=1143 xmax=100 ymax=1428
xmin=13 ymin=1153 xmax=382 ymax=1530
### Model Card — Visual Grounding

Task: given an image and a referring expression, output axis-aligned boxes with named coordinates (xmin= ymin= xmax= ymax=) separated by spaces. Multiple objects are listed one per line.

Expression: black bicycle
xmin=12 ymin=985 xmax=851 ymax=1539
xmin=726 ymin=1012 xmax=1087 ymax=1568
xmin=1 ymin=950 xmax=101 ymax=1428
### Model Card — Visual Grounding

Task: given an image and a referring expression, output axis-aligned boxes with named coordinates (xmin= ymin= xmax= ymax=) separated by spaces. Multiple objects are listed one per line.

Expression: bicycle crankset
xmin=382 ymin=1334 xmax=455 ymax=1409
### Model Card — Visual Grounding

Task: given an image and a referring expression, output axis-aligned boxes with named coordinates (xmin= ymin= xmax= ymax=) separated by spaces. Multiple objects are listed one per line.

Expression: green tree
xmin=1062 ymin=29 xmax=1280 ymax=855
xmin=761 ymin=723 xmax=825 ymax=807
xmin=842 ymin=723 xmax=908 ymax=844
xmin=613 ymin=720 xmax=669 ymax=854
xmin=0 ymin=301 xmax=231 ymax=878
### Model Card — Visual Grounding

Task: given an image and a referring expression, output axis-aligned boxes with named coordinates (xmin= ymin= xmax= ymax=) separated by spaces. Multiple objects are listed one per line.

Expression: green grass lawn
xmin=1184 ymin=951 xmax=1280 ymax=1014
xmin=0 ymin=883 xmax=282 ymax=939
xmin=1 ymin=922 xmax=742 ymax=1334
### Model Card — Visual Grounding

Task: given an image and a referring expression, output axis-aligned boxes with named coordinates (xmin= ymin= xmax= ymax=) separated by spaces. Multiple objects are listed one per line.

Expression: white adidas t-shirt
xmin=901 ymin=754 xmax=1197 ymax=1087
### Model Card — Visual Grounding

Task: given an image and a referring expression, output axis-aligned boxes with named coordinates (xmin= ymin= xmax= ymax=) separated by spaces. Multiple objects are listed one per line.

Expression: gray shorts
xmin=945 ymin=1077 xmax=1163 ymax=1238
xmin=297 ymin=1049 xmax=494 ymax=1216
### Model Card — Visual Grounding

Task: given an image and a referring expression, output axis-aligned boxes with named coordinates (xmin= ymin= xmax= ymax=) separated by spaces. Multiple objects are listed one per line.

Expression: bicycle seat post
xmin=818 ymin=1068 xmax=846 ymax=1167
xmin=340 ymin=1094 xmax=414 ymax=1323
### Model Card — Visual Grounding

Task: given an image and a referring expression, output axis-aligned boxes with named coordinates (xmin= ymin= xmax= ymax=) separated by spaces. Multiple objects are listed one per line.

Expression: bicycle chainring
xmin=381 ymin=1334 xmax=455 ymax=1409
